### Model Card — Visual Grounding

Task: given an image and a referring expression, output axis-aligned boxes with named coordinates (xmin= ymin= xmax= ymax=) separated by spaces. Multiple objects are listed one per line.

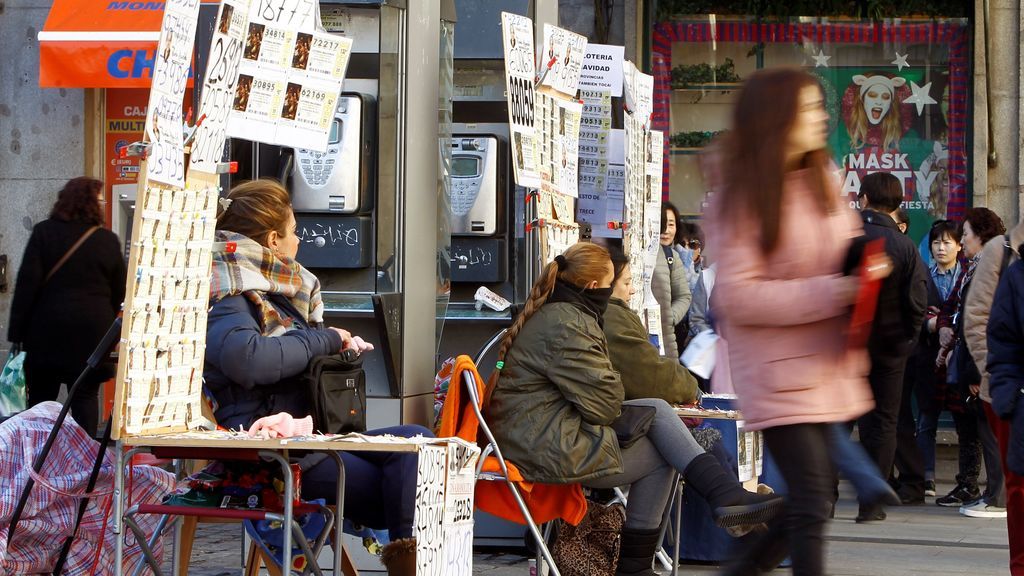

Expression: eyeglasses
xmin=687 ymin=240 xmax=702 ymax=249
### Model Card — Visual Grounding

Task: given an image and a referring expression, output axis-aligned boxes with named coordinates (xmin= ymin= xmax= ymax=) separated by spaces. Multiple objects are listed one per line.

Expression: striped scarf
xmin=209 ymin=230 xmax=323 ymax=336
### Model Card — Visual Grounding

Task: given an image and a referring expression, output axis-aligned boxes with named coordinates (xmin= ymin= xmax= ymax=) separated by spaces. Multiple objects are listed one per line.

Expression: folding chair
xmin=459 ymin=367 xmax=561 ymax=576
xmin=120 ymin=446 xmax=343 ymax=576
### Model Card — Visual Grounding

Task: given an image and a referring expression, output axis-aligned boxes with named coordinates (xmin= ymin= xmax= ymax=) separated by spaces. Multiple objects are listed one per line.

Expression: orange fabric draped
xmin=438 ymin=355 xmax=587 ymax=526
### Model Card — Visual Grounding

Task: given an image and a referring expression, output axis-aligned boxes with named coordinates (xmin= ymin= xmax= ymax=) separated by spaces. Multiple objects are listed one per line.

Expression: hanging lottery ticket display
xmin=144 ymin=0 xmax=202 ymax=188
xmin=537 ymin=25 xmax=587 ymax=262
xmin=226 ymin=0 xmax=353 ymax=152
xmin=501 ymin=12 xmax=541 ymax=189
xmin=622 ymin=61 xmax=665 ymax=347
xmin=575 ymin=90 xmax=613 ymax=235
xmin=189 ymin=0 xmax=252 ymax=173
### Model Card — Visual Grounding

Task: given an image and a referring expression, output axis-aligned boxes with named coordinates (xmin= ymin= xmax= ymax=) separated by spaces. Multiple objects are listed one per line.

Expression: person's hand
xmin=936 ymin=348 xmax=950 ymax=370
xmin=969 ymin=384 xmax=981 ymax=396
xmin=927 ymin=316 xmax=938 ymax=333
xmin=939 ymin=327 xmax=955 ymax=348
xmin=328 ymin=327 xmax=374 ymax=354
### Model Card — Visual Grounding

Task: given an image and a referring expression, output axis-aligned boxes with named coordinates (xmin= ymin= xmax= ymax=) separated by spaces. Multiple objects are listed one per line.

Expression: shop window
xmin=651 ymin=16 xmax=971 ymax=242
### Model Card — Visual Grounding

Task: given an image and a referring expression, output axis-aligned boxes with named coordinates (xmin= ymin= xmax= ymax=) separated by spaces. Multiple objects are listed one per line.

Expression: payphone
xmin=448 ymin=133 xmax=507 ymax=284
xmin=289 ymin=93 xmax=376 ymax=214
xmin=450 ymin=136 xmax=499 ymax=234
xmin=278 ymin=92 xmax=377 ymax=270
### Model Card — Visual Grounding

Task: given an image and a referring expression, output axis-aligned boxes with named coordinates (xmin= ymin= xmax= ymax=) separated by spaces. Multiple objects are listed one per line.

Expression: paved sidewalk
xmin=174 ymin=480 xmax=1011 ymax=575
xmin=172 ymin=446 xmax=1012 ymax=575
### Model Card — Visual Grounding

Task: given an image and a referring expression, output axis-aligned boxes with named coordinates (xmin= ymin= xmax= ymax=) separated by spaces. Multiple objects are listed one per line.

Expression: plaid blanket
xmin=0 ymin=402 xmax=175 ymax=574
xmin=210 ymin=230 xmax=324 ymax=336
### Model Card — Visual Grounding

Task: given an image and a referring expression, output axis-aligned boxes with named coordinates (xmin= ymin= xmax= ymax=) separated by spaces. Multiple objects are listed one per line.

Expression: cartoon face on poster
xmin=816 ymin=66 xmax=954 ymax=231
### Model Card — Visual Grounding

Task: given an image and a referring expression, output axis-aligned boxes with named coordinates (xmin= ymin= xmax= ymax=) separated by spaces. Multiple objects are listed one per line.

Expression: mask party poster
xmin=815 ymin=65 xmax=955 ymax=238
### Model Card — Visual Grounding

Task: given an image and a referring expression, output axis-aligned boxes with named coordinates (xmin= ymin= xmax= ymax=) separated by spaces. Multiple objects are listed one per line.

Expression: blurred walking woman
xmin=8 ymin=177 xmax=126 ymax=435
xmin=708 ymin=69 xmax=888 ymax=575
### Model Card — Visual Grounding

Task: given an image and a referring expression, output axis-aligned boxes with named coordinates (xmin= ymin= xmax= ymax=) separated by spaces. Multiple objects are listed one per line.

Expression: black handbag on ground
xmin=304 ymin=352 xmax=367 ymax=434
xmin=610 ymin=404 xmax=656 ymax=449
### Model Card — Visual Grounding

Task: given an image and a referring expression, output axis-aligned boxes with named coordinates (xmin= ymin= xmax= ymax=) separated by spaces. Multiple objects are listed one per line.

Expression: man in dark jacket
xmin=855 ymin=172 xmax=929 ymax=521
xmin=986 ymin=256 xmax=1024 ymax=573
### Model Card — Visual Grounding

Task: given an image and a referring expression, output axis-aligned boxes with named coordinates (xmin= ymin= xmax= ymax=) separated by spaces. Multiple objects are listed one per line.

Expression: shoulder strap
xmin=999 ymin=233 xmax=1013 ymax=277
xmin=44 ymin=226 xmax=98 ymax=284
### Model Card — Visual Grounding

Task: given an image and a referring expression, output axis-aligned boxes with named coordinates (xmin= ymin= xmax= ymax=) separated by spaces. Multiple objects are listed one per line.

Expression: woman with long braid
xmin=484 ymin=242 xmax=782 ymax=576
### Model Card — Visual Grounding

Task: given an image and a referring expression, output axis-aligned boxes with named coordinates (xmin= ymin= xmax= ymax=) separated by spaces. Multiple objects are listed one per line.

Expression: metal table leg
xmin=261 ymin=451 xmax=293 ymax=575
xmin=329 ymin=452 xmax=345 ymax=576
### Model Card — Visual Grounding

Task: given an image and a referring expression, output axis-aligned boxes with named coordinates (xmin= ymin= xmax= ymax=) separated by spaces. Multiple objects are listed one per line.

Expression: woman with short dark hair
xmin=8 ymin=177 xmax=126 ymax=435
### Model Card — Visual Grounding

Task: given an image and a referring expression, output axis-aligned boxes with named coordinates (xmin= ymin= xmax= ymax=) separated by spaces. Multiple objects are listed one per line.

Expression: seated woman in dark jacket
xmin=602 ymin=247 xmax=699 ymax=404
xmin=485 ymin=242 xmax=781 ymax=576
xmin=204 ymin=180 xmax=428 ymax=575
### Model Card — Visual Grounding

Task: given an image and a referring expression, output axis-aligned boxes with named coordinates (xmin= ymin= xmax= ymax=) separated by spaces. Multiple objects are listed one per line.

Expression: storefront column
xmin=979 ymin=0 xmax=1022 ymax=223
xmin=399 ymin=0 xmax=442 ymax=423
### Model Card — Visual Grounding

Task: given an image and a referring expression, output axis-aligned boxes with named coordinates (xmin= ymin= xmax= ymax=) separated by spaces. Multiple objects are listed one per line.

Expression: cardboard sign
xmin=501 ymin=12 xmax=541 ymax=189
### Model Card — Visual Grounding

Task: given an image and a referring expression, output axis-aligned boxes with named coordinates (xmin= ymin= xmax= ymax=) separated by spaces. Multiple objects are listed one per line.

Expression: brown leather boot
xmin=380 ymin=538 xmax=416 ymax=576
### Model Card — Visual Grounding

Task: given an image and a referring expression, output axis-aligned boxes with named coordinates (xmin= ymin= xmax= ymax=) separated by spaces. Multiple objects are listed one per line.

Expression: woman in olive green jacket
xmin=485 ymin=243 xmax=781 ymax=576
xmin=603 ymin=249 xmax=700 ymax=404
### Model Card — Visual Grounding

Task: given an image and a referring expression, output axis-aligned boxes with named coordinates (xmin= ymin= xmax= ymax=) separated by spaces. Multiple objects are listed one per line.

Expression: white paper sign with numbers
xmin=501 ymin=12 xmax=541 ymax=189
xmin=145 ymin=0 xmax=202 ymax=187
xmin=227 ymin=0 xmax=352 ymax=151
xmin=190 ymin=0 xmax=251 ymax=173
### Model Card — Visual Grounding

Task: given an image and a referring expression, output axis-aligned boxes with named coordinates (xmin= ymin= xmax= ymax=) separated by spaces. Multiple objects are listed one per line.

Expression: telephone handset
xmin=284 ymin=92 xmax=376 ymax=214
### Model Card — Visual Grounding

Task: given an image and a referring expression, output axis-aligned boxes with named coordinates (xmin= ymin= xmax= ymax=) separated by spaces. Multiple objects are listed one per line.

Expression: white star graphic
xmin=891 ymin=51 xmax=910 ymax=71
xmin=811 ymin=49 xmax=831 ymax=68
xmin=903 ymin=80 xmax=937 ymax=115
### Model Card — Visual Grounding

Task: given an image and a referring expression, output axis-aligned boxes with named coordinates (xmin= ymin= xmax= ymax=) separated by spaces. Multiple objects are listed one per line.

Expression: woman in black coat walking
xmin=7 ymin=177 xmax=126 ymax=435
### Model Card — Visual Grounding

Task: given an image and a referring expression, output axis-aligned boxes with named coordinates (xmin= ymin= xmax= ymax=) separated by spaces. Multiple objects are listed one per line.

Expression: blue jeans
xmin=916 ymin=410 xmax=938 ymax=481
xmin=830 ymin=424 xmax=890 ymax=504
xmin=302 ymin=424 xmax=432 ymax=539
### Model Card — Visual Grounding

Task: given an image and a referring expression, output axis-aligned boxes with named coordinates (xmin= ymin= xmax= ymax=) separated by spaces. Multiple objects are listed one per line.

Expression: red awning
xmin=38 ymin=0 xmax=214 ymax=88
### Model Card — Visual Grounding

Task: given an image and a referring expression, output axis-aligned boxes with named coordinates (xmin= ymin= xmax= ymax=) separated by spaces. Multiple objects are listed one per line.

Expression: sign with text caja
xmin=578 ymin=44 xmax=624 ymax=97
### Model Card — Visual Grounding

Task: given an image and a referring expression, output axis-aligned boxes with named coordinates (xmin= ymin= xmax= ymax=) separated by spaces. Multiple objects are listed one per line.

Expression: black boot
xmin=683 ymin=453 xmax=784 ymax=528
xmin=615 ymin=527 xmax=661 ymax=576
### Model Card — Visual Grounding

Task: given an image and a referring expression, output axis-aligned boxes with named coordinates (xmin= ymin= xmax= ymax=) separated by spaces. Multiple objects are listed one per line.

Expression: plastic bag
xmin=0 ymin=347 xmax=27 ymax=417
xmin=680 ymin=330 xmax=719 ymax=380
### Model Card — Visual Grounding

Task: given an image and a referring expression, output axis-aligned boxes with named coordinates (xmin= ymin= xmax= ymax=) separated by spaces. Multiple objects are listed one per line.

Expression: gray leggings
xmin=583 ymin=398 xmax=705 ymax=529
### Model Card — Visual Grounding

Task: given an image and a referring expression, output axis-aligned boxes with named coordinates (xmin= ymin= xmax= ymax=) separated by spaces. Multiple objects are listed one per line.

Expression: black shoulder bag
xmin=304 ymin=350 xmax=367 ymax=434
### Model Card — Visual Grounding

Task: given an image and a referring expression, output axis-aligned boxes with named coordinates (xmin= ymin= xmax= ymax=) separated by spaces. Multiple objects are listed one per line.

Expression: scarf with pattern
xmin=209 ymin=230 xmax=323 ymax=336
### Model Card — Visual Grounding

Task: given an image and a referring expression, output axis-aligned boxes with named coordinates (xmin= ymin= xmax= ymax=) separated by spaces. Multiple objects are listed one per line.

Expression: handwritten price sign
xmin=191 ymin=0 xmax=251 ymax=173
xmin=144 ymin=0 xmax=201 ymax=187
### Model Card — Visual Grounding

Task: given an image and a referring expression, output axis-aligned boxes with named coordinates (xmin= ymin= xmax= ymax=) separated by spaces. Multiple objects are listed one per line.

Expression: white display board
xmin=501 ymin=12 xmax=541 ymax=189
xmin=414 ymin=442 xmax=480 ymax=576
xmin=226 ymin=0 xmax=353 ymax=152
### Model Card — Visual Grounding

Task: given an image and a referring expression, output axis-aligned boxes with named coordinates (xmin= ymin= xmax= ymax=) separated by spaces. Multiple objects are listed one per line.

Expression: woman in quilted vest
xmin=485 ymin=242 xmax=782 ymax=576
